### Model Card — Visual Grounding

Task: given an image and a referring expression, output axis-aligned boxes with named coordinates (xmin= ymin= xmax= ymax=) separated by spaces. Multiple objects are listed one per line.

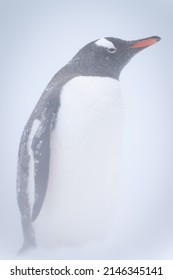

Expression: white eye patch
xmin=95 ymin=38 xmax=115 ymax=49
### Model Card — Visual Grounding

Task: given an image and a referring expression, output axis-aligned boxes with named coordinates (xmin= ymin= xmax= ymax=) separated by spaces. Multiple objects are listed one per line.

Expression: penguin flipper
xmin=17 ymin=89 xmax=60 ymax=250
xmin=31 ymin=104 xmax=58 ymax=221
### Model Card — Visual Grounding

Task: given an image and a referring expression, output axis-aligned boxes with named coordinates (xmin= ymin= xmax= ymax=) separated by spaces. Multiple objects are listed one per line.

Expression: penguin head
xmin=70 ymin=36 xmax=161 ymax=80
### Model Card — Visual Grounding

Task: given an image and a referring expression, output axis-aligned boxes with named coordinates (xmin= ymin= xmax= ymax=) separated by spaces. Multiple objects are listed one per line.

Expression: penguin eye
xmin=107 ymin=47 xmax=117 ymax=53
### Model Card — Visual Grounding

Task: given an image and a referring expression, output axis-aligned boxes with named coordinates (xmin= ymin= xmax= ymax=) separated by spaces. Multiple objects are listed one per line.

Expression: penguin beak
xmin=129 ymin=36 xmax=161 ymax=49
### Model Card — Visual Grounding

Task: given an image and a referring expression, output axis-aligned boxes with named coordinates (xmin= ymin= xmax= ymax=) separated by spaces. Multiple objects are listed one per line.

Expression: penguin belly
xmin=34 ymin=76 xmax=124 ymax=248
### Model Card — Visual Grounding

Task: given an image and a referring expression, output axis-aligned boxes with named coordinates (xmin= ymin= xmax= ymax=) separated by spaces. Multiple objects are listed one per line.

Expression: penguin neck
xmin=46 ymin=62 xmax=120 ymax=94
xmin=62 ymin=58 xmax=121 ymax=81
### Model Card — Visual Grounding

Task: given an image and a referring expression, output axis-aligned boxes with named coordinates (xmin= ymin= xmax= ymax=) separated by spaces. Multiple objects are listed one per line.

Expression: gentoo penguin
xmin=17 ymin=36 xmax=160 ymax=253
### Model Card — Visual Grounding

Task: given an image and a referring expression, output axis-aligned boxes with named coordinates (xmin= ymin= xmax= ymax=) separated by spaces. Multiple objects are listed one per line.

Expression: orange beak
xmin=129 ymin=36 xmax=161 ymax=49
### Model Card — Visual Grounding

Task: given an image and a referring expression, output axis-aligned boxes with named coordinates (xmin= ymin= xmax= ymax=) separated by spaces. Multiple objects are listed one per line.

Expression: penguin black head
xmin=69 ymin=36 xmax=161 ymax=80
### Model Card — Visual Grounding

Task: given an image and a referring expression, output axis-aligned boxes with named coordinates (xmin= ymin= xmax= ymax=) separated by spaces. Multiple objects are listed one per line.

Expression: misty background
xmin=0 ymin=0 xmax=173 ymax=259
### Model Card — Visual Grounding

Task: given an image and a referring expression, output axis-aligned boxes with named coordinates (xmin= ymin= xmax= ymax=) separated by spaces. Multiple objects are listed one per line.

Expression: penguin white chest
xmin=34 ymin=76 xmax=124 ymax=247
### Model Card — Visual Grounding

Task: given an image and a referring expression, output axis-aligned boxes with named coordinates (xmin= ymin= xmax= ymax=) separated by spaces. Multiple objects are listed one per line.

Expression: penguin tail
xmin=17 ymin=214 xmax=36 ymax=255
xmin=17 ymin=239 xmax=36 ymax=255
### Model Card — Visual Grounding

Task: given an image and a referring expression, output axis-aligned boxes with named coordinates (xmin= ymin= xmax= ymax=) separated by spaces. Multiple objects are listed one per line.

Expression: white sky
xmin=0 ymin=0 xmax=173 ymax=259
